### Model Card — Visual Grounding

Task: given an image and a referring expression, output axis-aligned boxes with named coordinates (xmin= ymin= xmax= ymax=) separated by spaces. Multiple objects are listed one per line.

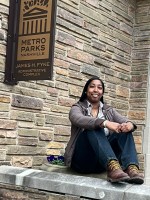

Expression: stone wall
xmin=0 ymin=0 xmax=148 ymax=170
xmin=0 ymin=184 xmax=84 ymax=200
xmin=131 ymin=0 xmax=150 ymax=169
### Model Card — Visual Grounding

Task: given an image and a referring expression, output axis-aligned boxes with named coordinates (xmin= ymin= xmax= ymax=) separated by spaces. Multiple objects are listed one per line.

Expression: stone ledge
xmin=0 ymin=166 xmax=149 ymax=200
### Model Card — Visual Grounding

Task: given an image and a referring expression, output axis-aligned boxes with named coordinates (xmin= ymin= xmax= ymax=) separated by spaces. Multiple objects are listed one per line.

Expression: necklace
xmin=91 ymin=108 xmax=99 ymax=117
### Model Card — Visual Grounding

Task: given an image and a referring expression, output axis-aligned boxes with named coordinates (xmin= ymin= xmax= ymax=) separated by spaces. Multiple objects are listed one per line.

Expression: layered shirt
xmin=87 ymin=100 xmax=109 ymax=136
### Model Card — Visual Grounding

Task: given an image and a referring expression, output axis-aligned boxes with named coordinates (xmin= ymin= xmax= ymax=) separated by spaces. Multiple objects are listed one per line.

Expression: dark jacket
xmin=64 ymin=100 xmax=137 ymax=167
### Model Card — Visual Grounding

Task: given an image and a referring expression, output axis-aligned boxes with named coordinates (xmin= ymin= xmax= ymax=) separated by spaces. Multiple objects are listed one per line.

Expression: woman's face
xmin=86 ymin=80 xmax=103 ymax=103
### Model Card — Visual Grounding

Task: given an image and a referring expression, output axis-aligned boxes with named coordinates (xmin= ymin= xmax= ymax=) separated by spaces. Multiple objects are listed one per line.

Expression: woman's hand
xmin=120 ymin=122 xmax=134 ymax=133
xmin=104 ymin=120 xmax=122 ymax=133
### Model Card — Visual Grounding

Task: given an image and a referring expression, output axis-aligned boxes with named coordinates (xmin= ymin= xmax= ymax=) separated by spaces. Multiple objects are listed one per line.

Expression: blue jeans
xmin=71 ymin=128 xmax=139 ymax=173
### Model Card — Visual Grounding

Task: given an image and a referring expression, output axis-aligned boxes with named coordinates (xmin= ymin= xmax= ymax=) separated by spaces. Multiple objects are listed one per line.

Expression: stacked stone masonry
xmin=0 ymin=0 xmax=150 ymax=173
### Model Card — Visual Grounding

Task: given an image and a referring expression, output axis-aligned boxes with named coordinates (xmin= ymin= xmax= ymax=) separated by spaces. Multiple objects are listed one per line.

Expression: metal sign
xmin=5 ymin=0 xmax=57 ymax=84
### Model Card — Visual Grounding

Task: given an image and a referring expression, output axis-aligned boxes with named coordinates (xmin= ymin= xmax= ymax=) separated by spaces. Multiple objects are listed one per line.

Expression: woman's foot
xmin=125 ymin=165 xmax=144 ymax=184
xmin=107 ymin=160 xmax=130 ymax=183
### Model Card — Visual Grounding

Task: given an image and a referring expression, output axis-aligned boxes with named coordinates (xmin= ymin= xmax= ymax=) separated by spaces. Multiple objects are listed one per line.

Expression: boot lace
xmin=128 ymin=165 xmax=139 ymax=173
xmin=108 ymin=160 xmax=121 ymax=171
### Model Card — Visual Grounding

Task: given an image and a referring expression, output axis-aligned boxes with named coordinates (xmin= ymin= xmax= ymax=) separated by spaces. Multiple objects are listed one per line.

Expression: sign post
xmin=5 ymin=0 xmax=57 ymax=84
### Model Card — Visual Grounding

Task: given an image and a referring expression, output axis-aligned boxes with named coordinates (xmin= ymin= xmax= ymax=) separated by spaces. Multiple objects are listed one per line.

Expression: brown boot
xmin=107 ymin=160 xmax=130 ymax=183
xmin=125 ymin=165 xmax=144 ymax=184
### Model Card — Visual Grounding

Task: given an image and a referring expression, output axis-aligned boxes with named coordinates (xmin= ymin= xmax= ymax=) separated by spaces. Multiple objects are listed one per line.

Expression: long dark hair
xmin=79 ymin=76 xmax=105 ymax=103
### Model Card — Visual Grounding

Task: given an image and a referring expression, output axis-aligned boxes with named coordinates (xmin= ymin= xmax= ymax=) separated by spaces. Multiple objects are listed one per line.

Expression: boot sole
xmin=107 ymin=176 xmax=130 ymax=183
xmin=127 ymin=177 xmax=144 ymax=184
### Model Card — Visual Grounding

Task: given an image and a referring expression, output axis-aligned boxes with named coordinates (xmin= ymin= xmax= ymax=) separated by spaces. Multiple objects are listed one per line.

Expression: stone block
xmin=108 ymin=19 xmax=120 ymax=29
xmin=17 ymin=88 xmax=46 ymax=99
xmin=56 ymin=30 xmax=76 ymax=46
xmin=79 ymin=4 xmax=107 ymax=25
xmin=0 ymin=44 xmax=6 ymax=55
xmin=56 ymin=68 xmax=68 ymax=76
xmin=0 ymin=149 xmax=6 ymax=160
xmin=132 ymin=51 xmax=149 ymax=60
xmin=10 ymin=110 xmax=34 ymax=122
xmin=38 ymin=140 xmax=49 ymax=148
xmin=94 ymin=57 xmax=112 ymax=68
xmin=0 ymin=138 xmax=16 ymax=145
xmin=58 ymin=97 xmax=75 ymax=107
xmin=120 ymin=22 xmax=133 ymax=35
xmin=111 ymin=101 xmax=129 ymax=110
xmin=58 ymin=0 xmax=80 ymax=10
xmin=116 ymin=85 xmax=129 ymax=98
xmin=133 ymin=135 xmax=142 ymax=145
xmin=11 ymin=156 xmax=32 ymax=168
xmin=46 ymin=141 xmax=64 ymax=149
xmin=54 ymin=126 xmax=71 ymax=136
xmin=112 ymin=5 xmax=133 ymax=22
xmin=81 ymin=64 xmax=100 ymax=76
xmin=46 ymin=149 xmax=61 ymax=156
xmin=91 ymin=39 xmax=106 ymax=51
xmin=67 ymin=49 xmax=94 ymax=64
xmin=0 ymin=0 xmax=9 ymax=6
xmin=0 ymin=54 xmax=5 ymax=67
xmin=54 ymin=58 xmax=70 ymax=69
xmin=58 ymin=8 xmax=84 ymax=27
xmin=1 ymin=17 xmax=8 ymax=30
xmin=54 ymin=135 xmax=70 ymax=142
xmin=113 ymin=30 xmax=132 ymax=45
xmin=6 ymin=131 xmax=17 ymax=138
xmin=55 ymin=47 xmax=66 ymax=56
xmin=69 ymin=64 xmax=80 ymax=72
xmin=69 ymin=85 xmax=83 ymax=97
xmin=136 ymin=15 xmax=150 ymax=24
xmin=45 ymin=115 xmax=70 ymax=126
xmin=0 ymin=103 xmax=9 ymax=112
xmin=0 ymin=119 xmax=17 ymax=130
xmin=7 ymin=146 xmax=46 ymax=155
xmin=0 ymin=29 xmax=5 ymax=40
xmin=69 ymin=71 xmax=83 ymax=80
xmin=130 ymin=92 xmax=146 ymax=98
xmin=84 ymin=43 xmax=100 ymax=57
xmin=0 ymin=96 xmax=10 ymax=103
xmin=0 ymin=189 xmax=28 ymax=199
xmin=124 ymin=184 xmax=150 ymax=200
xmin=0 ymin=130 xmax=6 ymax=137
xmin=18 ymin=137 xmax=38 ymax=146
xmin=48 ymin=193 xmax=80 ymax=200
xmin=57 ymin=18 xmax=92 ymax=39
xmin=32 ymin=156 xmax=44 ymax=166
xmin=35 ymin=116 xmax=45 ymax=126
xmin=118 ymin=72 xmax=130 ymax=81
xmin=113 ymin=54 xmax=131 ymax=65
xmin=85 ymin=0 xmax=99 ymax=8
xmin=46 ymin=98 xmax=58 ymax=106
xmin=18 ymin=128 xmax=38 ymax=137
xmin=50 ymin=105 xmax=70 ymax=114
xmin=128 ymin=110 xmax=145 ymax=120
xmin=11 ymin=95 xmax=43 ymax=110
xmin=55 ymin=76 xmax=84 ymax=87
xmin=18 ymin=122 xmax=34 ymax=128
xmin=59 ymin=90 xmax=68 ymax=97
xmin=0 ymin=4 xmax=9 ymax=14
xmin=55 ymin=81 xmax=69 ymax=91
xmin=39 ymin=131 xmax=54 ymax=141
xmin=117 ymin=40 xmax=132 ymax=54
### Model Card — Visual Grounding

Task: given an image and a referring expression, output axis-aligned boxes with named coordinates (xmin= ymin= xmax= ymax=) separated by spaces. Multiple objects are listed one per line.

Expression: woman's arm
xmin=106 ymin=107 xmax=137 ymax=132
xmin=69 ymin=104 xmax=104 ymax=129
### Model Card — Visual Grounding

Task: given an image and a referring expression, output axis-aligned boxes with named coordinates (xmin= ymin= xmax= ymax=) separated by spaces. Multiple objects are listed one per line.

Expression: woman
xmin=64 ymin=76 xmax=144 ymax=184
